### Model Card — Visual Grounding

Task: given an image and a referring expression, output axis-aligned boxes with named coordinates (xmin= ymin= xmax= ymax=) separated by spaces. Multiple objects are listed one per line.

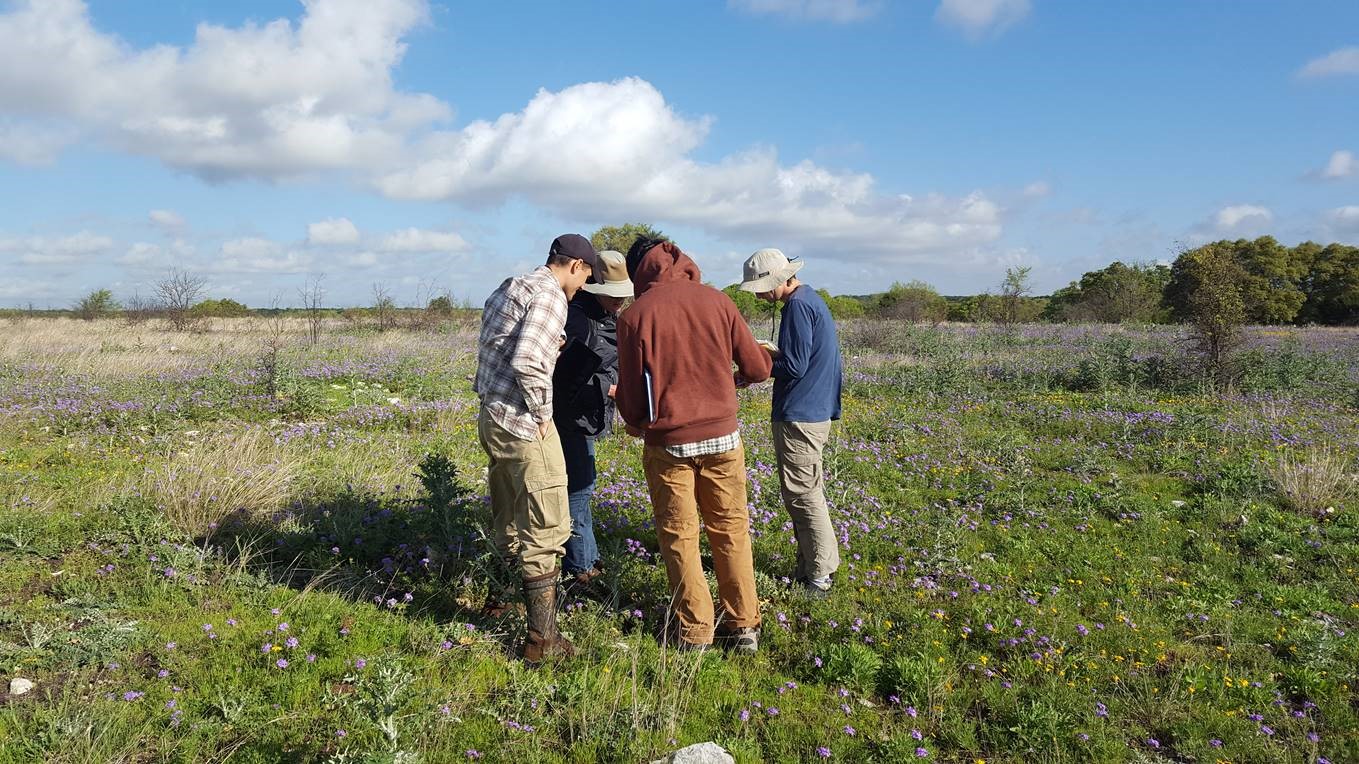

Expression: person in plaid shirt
xmin=474 ymin=233 xmax=597 ymax=663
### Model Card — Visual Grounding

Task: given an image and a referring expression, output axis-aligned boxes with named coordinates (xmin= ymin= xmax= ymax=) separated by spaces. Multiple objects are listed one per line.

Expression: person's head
xmin=625 ymin=236 xmax=670 ymax=279
xmin=580 ymin=250 xmax=632 ymax=313
xmin=739 ymin=248 xmax=804 ymax=303
xmin=546 ymin=234 xmax=599 ymax=299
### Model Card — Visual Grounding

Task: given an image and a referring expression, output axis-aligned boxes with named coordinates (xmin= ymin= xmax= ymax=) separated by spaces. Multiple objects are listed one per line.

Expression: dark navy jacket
xmin=772 ymin=285 xmax=842 ymax=423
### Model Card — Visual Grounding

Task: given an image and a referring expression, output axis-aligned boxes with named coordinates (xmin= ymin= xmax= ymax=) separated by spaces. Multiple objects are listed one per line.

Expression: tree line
xmin=10 ymin=230 xmax=1356 ymax=329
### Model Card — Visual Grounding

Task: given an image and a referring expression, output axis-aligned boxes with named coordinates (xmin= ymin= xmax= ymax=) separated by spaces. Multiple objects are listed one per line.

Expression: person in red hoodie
xmin=615 ymin=237 xmax=773 ymax=654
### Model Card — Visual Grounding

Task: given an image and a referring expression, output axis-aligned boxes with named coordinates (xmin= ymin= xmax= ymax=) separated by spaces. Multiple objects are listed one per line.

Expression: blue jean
xmin=560 ymin=430 xmax=599 ymax=575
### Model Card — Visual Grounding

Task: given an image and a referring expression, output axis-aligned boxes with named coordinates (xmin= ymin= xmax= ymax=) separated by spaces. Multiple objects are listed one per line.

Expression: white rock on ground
xmin=9 ymin=677 xmax=34 ymax=695
xmin=650 ymin=742 xmax=735 ymax=764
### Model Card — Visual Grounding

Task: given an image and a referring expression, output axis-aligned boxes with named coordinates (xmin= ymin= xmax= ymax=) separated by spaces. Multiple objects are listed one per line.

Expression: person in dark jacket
xmin=553 ymin=250 xmax=631 ymax=586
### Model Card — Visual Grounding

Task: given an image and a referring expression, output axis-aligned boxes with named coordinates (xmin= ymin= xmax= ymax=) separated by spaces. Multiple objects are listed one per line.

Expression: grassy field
xmin=0 ymin=316 xmax=1356 ymax=763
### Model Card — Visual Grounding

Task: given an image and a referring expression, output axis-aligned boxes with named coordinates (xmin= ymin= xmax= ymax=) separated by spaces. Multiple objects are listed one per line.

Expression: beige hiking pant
xmin=642 ymin=444 xmax=761 ymax=645
xmin=477 ymin=409 xmax=570 ymax=579
xmin=772 ymin=419 xmax=840 ymax=583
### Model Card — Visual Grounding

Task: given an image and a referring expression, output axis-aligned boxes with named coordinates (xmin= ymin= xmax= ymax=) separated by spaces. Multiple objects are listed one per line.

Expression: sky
xmin=1 ymin=0 xmax=1357 ymax=308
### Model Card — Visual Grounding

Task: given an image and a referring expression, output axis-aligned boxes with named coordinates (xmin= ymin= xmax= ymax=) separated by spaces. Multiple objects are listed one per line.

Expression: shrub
xmin=1266 ymin=448 xmax=1357 ymax=516
xmin=137 ymin=428 xmax=299 ymax=537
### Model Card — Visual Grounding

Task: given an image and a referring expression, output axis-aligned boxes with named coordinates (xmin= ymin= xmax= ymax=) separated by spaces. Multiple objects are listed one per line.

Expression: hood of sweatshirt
xmin=630 ymin=242 xmax=702 ymax=297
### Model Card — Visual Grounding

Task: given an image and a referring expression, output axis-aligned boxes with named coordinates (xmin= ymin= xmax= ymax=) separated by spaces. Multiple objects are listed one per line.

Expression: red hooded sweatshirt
xmin=616 ymin=242 xmax=772 ymax=447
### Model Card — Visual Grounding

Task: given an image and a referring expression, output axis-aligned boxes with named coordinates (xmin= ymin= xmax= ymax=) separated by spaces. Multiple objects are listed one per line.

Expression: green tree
xmin=817 ymin=289 xmax=865 ymax=320
xmin=722 ymin=284 xmax=776 ymax=320
xmin=1165 ymin=238 xmax=1307 ymax=324
xmin=73 ymin=288 xmax=120 ymax=321
xmin=426 ymin=295 xmax=454 ymax=315
xmin=1232 ymin=236 xmax=1307 ymax=324
xmin=1045 ymin=261 xmax=1170 ymax=323
xmin=190 ymin=298 xmax=250 ymax=318
xmin=877 ymin=280 xmax=947 ymax=323
xmin=1172 ymin=245 xmax=1247 ymax=387
xmin=1299 ymin=242 xmax=1359 ymax=324
xmin=590 ymin=223 xmax=665 ymax=256
xmin=996 ymin=266 xmax=1033 ymax=325
xmin=947 ymin=296 xmax=980 ymax=322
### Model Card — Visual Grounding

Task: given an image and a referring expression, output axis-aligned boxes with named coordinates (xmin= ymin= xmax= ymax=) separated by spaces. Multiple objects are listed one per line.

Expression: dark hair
xmin=545 ymin=252 xmax=577 ymax=268
xmin=625 ymin=236 xmax=668 ymax=277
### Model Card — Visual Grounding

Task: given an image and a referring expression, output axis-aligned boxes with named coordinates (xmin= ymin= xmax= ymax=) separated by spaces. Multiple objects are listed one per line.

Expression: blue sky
xmin=1 ymin=0 xmax=1357 ymax=307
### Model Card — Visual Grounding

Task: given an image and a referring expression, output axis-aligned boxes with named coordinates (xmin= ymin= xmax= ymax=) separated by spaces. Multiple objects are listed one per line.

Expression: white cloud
xmin=1320 ymin=150 xmax=1357 ymax=180
xmin=1212 ymin=203 xmax=1272 ymax=233
xmin=118 ymin=242 xmax=162 ymax=266
xmin=0 ymin=275 xmax=58 ymax=299
xmin=727 ymin=0 xmax=882 ymax=23
xmin=0 ymin=118 xmax=76 ymax=165
xmin=1 ymin=231 xmax=114 ymax=265
xmin=378 ymin=228 xmax=469 ymax=253
xmin=212 ymin=237 xmax=312 ymax=273
xmin=1299 ymin=46 xmax=1359 ymax=78
xmin=149 ymin=209 xmax=185 ymax=230
xmin=935 ymin=0 xmax=1031 ymax=38
xmin=0 ymin=0 xmax=448 ymax=180
xmin=0 ymin=3 xmax=1007 ymax=266
xmin=1325 ymin=205 xmax=1359 ymax=234
xmin=1022 ymin=181 xmax=1051 ymax=199
xmin=307 ymin=217 xmax=361 ymax=245
xmin=379 ymin=78 xmax=1003 ymax=260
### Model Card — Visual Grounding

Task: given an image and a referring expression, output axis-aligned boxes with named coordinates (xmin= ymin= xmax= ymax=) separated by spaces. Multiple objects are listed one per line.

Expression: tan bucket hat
xmin=581 ymin=250 xmax=634 ymax=298
xmin=739 ymin=248 xmax=804 ymax=293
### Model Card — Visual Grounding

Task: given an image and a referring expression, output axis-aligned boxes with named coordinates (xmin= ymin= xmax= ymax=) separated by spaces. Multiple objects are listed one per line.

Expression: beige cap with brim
xmin=739 ymin=248 xmax=804 ymax=293
xmin=581 ymin=250 xmax=634 ymax=298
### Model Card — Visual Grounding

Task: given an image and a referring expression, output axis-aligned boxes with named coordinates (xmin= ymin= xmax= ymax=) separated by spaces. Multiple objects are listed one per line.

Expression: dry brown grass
xmin=1266 ymin=447 xmax=1359 ymax=516
xmin=135 ymin=427 xmax=300 ymax=537
xmin=0 ymin=317 xmax=478 ymax=378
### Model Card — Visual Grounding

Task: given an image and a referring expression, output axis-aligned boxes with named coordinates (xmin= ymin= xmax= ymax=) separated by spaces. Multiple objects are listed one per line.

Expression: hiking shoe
xmin=716 ymin=627 xmax=759 ymax=655
xmin=801 ymin=582 xmax=831 ymax=600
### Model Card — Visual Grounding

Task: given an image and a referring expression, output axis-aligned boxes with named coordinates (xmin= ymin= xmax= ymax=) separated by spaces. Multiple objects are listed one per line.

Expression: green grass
xmin=0 ymin=318 xmax=1356 ymax=762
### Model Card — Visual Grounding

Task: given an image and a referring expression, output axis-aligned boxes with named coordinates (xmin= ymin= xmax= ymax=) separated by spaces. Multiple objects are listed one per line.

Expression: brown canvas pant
xmin=772 ymin=420 xmax=839 ymax=583
xmin=642 ymin=444 xmax=760 ymax=645
xmin=477 ymin=409 xmax=570 ymax=579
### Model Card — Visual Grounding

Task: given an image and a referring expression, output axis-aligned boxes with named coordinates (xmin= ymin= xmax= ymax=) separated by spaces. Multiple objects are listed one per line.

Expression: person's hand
xmin=758 ymin=340 xmax=782 ymax=360
xmin=733 ymin=372 xmax=750 ymax=389
xmin=538 ymin=419 xmax=554 ymax=440
xmin=607 ymin=384 xmax=617 ymax=398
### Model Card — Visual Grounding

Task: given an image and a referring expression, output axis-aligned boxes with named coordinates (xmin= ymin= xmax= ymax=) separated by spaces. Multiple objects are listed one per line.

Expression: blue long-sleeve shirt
xmin=772 ymin=285 xmax=842 ymax=423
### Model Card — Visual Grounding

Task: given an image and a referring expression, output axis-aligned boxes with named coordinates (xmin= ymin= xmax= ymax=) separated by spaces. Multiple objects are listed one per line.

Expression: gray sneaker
xmin=717 ymin=627 xmax=759 ymax=655
xmin=801 ymin=582 xmax=831 ymax=600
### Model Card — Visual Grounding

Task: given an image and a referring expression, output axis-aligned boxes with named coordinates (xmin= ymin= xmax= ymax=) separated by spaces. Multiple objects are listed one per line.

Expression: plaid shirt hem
xmin=664 ymin=431 xmax=741 ymax=458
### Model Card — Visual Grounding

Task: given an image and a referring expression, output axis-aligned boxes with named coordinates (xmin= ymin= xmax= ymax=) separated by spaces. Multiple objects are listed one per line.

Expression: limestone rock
xmin=650 ymin=742 xmax=734 ymax=764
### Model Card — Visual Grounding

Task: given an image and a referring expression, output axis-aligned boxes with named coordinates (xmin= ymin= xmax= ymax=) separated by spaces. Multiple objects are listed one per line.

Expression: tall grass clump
xmin=137 ymin=428 xmax=299 ymax=537
xmin=1266 ymin=448 xmax=1358 ymax=516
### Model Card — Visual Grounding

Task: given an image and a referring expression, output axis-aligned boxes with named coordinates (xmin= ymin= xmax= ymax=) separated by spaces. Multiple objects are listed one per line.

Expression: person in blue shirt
xmin=739 ymin=248 xmax=843 ymax=598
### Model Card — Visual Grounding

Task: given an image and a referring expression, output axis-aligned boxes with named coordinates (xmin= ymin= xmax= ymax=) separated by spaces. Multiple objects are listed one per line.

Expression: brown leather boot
xmin=521 ymin=569 xmax=576 ymax=664
xmin=480 ymin=555 xmax=523 ymax=619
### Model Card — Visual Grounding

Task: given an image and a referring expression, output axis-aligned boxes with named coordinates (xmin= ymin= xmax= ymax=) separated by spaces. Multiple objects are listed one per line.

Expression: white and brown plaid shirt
xmin=474 ymin=266 xmax=568 ymax=440
xmin=665 ymin=431 xmax=741 ymax=458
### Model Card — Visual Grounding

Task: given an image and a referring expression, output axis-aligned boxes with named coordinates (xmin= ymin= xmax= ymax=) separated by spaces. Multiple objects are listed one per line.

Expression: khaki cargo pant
xmin=477 ymin=409 xmax=570 ymax=579
xmin=772 ymin=420 xmax=840 ymax=583
xmin=642 ymin=444 xmax=760 ymax=646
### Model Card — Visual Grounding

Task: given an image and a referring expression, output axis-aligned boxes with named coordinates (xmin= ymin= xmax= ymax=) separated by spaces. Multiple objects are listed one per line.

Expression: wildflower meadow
xmin=0 ymin=316 xmax=1356 ymax=763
